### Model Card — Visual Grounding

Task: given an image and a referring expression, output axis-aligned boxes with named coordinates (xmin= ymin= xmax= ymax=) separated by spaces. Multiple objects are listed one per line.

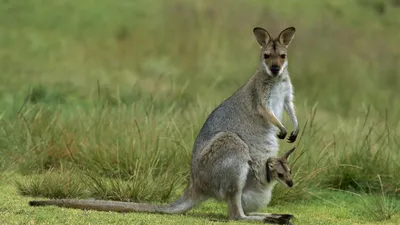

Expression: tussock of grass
xmin=16 ymin=168 xmax=87 ymax=199
xmin=359 ymin=195 xmax=400 ymax=221
xmin=331 ymin=175 xmax=400 ymax=221
xmin=10 ymin=103 xmax=194 ymax=202
xmin=319 ymin=110 xmax=400 ymax=194
xmin=84 ymin=172 xmax=185 ymax=202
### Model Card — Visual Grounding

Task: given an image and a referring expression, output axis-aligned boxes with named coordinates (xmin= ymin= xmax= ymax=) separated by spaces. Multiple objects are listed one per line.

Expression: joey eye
xmin=278 ymin=173 xmax=284 ymax=178
xmin=280 ymin=54 xmax=286 ymax=59
xmin=263 ymin=54 xmax=270 ymax=59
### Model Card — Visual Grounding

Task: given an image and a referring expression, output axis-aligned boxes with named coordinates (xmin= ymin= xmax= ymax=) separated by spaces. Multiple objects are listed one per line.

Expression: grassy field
xmin=1 ymin=0 xmax=400 ymax=224
xmin=2 ymin=173 xmax=400 ymax=225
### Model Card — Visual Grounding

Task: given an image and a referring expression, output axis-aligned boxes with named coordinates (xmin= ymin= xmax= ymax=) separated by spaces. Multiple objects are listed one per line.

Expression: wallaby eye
xmin=263 ymin=54 xmax=270 ymax=59
xmin=278 ymin=173 xmax=284 ymax=178
xmin=280 ymin=54 xmax=286 ymax=59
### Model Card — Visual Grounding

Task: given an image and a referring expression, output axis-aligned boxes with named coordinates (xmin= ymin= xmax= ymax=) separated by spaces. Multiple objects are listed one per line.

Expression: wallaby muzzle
xmin=270 ymin=65 xmax=280 ymax=76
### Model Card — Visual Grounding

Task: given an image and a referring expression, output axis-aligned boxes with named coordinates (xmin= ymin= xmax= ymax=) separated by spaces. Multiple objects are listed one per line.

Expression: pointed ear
xmin=253 ymin=27 xmax=271 ymax=46
xmin=283 ymin=147 xmax=296 ymax=160
xmin=278 ymin=27 xmax=296 ymax=47
xmin=266 ymin=162 xmax=273 ymax=183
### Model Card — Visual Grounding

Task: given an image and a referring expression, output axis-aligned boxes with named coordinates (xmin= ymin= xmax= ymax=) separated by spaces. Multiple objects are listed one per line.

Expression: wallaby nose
xmin=270 ymin=65 xmax=280 ymax=75
xmin=286 ymin=180 xmax=294 ymax=188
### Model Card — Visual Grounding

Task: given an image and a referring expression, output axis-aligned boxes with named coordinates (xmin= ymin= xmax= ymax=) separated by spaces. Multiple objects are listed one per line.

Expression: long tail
xmin=29 ymin=188 xmax=197 ymax=214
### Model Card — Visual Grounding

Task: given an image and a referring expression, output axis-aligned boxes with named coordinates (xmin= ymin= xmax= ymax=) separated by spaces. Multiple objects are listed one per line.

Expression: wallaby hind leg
xmin=222 ymin=163 xmax=265 ymax=222
xmin=227 ymin=192 xmax=293 ymax=224
xmin=227 ymin=191 xmax=264 ymax=222
xmin=198 ymin=132 xmax=258 ymax=221
xmin=227 ymin=193 xmax=293 ymax=224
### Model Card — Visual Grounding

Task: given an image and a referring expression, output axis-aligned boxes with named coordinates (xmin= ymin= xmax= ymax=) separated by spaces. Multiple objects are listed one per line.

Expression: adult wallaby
xmin=29 ymin=27 xmax=299 ymax=224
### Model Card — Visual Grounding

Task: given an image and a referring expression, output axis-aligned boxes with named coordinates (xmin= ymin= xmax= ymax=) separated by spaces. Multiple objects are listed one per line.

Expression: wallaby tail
xmin=29 ymin=188 xmax=198 ymax=214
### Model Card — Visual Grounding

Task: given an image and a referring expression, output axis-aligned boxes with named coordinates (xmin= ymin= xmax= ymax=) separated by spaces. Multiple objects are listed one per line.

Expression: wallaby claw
xmin=277 ymin=130 xmax=287 ymax=139
xmin=263 ymin=214 xmax=294 ymax=224
xmin=287 ymin=132 xmax=297 ymax=143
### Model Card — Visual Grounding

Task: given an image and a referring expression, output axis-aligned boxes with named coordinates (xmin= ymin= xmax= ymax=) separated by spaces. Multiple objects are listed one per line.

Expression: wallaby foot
xmin=248 ymin=213 xmax=294 ymax=224
xmin=227 ymin=190 xmax=293 ymax=224
xmin=229 ymin=213 xmax=293 ymax=224
xmin=248 ymin=212 xmax=292 ymax=217
xmin=263 ymin=214 xmax=294 ymax=224
xmin=227 ymin=197 xmax=268 ymax=222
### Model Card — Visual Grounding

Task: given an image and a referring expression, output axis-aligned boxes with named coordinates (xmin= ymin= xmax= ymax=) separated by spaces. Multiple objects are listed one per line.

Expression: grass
xmin=2 ymin=173 xmax=400 ymax=225
xmin=349 ymin=175 xmax=400 ymax=221
xmin=1 ymin=0 xmax=400 ymax=224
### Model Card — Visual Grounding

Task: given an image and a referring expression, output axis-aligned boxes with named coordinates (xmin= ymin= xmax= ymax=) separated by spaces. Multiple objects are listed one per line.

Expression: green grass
xmin=2 ymin=173 xmax=400 ymax=225
xmin=1 ymin=0 xmax=400 ymax=224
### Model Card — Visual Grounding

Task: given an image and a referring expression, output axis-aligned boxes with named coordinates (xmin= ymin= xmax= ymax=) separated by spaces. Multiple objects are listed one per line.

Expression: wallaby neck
xmin=248 ymin=69 xmax=288 ymax=105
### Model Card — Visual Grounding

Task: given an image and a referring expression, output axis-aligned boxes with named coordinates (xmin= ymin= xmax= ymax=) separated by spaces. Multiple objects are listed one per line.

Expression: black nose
xmin=287 ymin=180 xmax=293 ymax=187
xmin=270 ymin=65 xmax=280 ymax=74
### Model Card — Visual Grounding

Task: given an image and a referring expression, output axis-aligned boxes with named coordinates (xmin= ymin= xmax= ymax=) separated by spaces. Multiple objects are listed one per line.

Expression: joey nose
xmin=270 ymin=65 xmax=280 ymax=75
xmin=286 ymin=180 xmax=293 ymax=187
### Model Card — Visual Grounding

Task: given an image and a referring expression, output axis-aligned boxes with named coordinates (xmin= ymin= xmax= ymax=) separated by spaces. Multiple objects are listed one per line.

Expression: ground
xmin=1 ymin=174 xmax=399 ymax=225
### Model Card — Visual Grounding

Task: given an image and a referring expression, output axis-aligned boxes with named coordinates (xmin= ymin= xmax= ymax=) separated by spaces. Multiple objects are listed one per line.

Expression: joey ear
xmin=283 ymin=147 xmax=296 ymax=160
xmin=266 ymin=162 xmax=273 ymax=183
xmin=278 ymin=27 xmax=296 ymax=47
xmin=253 ymin=27 xmax=271 ymax=46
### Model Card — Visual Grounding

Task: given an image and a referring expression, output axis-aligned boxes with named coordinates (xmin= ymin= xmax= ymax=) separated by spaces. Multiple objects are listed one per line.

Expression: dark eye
xmin=278 ymin=173 xmax=284 ymax=178
xmin=280 ymin=54 xmax=286 ymax=59
xmin=263 ymin=54 xmax=270 ymax=59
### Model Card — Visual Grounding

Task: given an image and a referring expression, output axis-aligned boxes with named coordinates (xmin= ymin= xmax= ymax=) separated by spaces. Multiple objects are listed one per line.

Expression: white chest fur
xmin=266 ymin=81 xmax=287 ymax=121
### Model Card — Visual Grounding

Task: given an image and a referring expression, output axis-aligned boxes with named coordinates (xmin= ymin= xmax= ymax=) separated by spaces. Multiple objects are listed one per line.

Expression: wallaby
xmin=29 ymin=27 xmax=299 ymax=224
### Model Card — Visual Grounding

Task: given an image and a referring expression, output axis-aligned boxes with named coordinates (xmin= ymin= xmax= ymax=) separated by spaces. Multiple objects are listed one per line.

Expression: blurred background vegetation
xmin=1 ymin=0 xmax=400 ymax=208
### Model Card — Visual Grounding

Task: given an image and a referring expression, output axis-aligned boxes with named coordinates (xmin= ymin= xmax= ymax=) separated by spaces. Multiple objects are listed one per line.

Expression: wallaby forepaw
xmin=277 ymin=130 xmax=287 ymax=139
xmin=263 ymin=214 xmax=294 ymax=224
xmin=287 ymin=132 xmax=297 ymax=143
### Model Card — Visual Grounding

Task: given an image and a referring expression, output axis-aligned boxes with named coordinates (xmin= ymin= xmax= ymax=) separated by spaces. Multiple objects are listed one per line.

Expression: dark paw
xmin=278 ymin=214 xmax=294 ymax=220
xmin=287 ymin=132 xmax=297 ymax=143
xmin=263 ymin=214 xmax=294 ymax=224
xmin=277 ymin=130 xmax=287 ymax=139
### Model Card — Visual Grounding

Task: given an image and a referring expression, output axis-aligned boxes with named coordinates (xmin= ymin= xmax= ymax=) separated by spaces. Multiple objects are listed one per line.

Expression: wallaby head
xmin=253 ymin=27 xmax=296 ymax=77
xmin=266 ymin=147 xmax=295 ymax=187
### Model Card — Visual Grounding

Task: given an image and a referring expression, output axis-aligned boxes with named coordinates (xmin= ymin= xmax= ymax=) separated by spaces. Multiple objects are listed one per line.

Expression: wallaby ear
xmin=278 ymin=27 xmax=296 ymax=47
xmin=253 ymin=27 xmax=271 ymax=46
xmin=266 ymin=162 xmax=273 ymax=183
xmin=283 ymin=147 xmax=296 ymax=160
